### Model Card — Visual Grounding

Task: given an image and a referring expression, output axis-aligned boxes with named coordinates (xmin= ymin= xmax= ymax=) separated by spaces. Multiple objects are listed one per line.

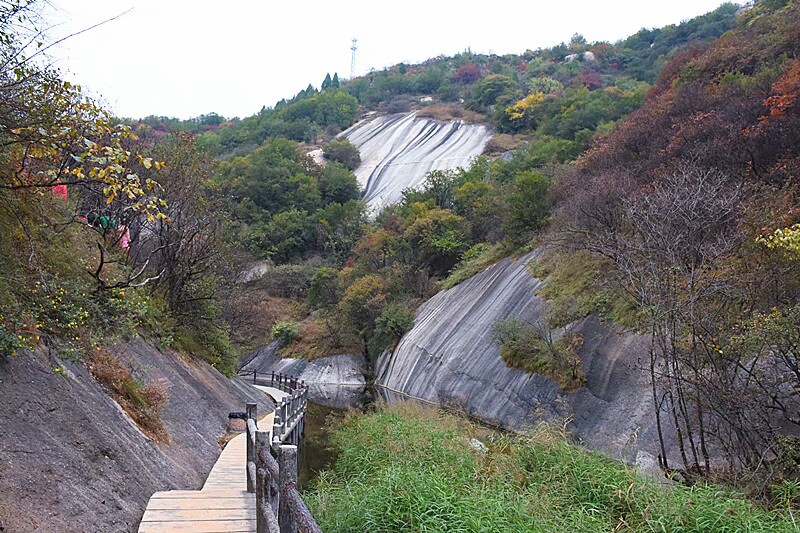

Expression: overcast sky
xmin=43 ymin=1 xmax=730 ymax=120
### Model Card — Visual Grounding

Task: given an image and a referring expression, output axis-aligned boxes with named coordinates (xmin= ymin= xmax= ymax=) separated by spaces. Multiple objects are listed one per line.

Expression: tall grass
xmin=306 ymin=404 xmax=798 ymax=532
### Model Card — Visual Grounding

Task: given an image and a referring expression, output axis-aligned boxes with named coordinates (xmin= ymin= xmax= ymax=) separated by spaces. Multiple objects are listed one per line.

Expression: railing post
xmin=270 ymin=371 xmax=275 ymax=387
xmin=255 ymin=430 xmax=279 ymax=533
xmin=272 ymin=412 xmax=282 ymax=447
xmin=253 ymin=369 xmax=257 ymax=384
xmin=278 ymin=445 xmax=298 ymax=533
xmin=246 ymin=403 xmax=257 ymax=493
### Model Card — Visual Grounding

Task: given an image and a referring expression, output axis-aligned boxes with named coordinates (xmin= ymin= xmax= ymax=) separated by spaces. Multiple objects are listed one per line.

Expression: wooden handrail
xmin=245 ymin=374 xmax=320 ymax=533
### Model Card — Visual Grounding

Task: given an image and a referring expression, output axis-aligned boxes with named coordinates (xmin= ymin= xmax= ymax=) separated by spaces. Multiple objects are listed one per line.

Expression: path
xmin=254 ymin=385 xmax=289 ymax=404
xmin=138 ymin=409 xmax=275 ymax=533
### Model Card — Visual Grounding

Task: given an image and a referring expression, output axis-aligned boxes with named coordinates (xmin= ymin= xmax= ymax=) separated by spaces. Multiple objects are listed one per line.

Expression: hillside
xmin=343 ymin=112 xmax=492 ymax=212
xmin=378 ymin=0 xmax=800 ymax=494
xmin=2 ymin=0 xmax=799 ymax=529
xmin=167 ymin=3 xmax=741 ymax=371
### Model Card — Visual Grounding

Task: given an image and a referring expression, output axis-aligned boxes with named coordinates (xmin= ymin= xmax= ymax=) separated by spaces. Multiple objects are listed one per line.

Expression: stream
xmin=297 ymin=384 xmax=369 ymax=490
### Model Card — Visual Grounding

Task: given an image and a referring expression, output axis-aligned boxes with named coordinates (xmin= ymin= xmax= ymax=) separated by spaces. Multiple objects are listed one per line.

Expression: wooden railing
xmin=244 ymin=373 xmax=321 ymax=533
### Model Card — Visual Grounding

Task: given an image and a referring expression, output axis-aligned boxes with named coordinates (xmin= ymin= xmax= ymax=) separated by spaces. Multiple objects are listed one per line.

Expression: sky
xmin=43 ymin=0 xmax=731 ymax=120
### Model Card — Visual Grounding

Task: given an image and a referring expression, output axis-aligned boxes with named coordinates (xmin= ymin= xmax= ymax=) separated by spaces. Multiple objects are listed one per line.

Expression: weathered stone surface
xmin=343 ymin=112 xmax=492 ymax=212
xmin=235 ymin=259 xmax=273 ymax=284
xmin=0 ymin=339 xmax=272 ymax=533
xmin=241 ymin=345 xmax=366 ymax=408
xmin=376 ymin=249 xmax=668 ymax=462
xmin=241 ymin=345 xmax=364 ymax=386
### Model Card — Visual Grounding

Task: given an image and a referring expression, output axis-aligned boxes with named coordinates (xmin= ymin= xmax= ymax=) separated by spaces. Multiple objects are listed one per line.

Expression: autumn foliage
xmin=554 ymin=2 xmax=800 ymax=486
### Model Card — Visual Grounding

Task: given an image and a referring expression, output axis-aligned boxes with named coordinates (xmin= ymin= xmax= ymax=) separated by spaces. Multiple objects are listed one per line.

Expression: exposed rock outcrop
xmin=343 ymin=112 xmax=492 ymax=212
xmin=241 ymin=345 xmax=366 ymax=409
xmin=0 ymin=339 xmax=272 ymax=532
xmin=376 ymin=250 xmax=667 ymax=462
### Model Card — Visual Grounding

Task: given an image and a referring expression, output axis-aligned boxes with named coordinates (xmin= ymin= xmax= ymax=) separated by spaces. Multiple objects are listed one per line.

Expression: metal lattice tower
xmin=350 ymin=38 xmax=358 ymax=79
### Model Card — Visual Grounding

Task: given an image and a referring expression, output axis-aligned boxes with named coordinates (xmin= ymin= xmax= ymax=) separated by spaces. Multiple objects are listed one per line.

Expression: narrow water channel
xmin=297 ymin=384 xmax=371 ymax=489
xmin=298 ymin=400 xmax=345 ymax=489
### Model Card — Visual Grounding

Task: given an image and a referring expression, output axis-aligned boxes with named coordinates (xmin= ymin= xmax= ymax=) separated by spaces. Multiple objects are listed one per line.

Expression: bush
xmin=366 ymin=305 xmax=415 ymax=360
xmin=272 ymin=321 xmax=300 ymax=346
xmin=492 ymin=318 xmax=585 ymax=390
xmin=322 ymin=138 xmax=361 ymax=171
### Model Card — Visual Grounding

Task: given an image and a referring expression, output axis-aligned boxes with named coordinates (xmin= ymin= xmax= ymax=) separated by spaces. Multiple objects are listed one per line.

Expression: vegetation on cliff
xmin=546 ymin=0 xmax=800 ymax=489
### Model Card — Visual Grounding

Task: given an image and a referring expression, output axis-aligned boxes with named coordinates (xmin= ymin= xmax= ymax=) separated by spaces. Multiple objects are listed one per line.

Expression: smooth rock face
xmin=376 ymin=250 xmax=668 ymax=461
xmin=0 ymin=339 xmax=272 ymax=533
xmin=241 ymin=345 xmax=366 ymax=408
xmin=343 ymin=112 xmax=492 ymax=212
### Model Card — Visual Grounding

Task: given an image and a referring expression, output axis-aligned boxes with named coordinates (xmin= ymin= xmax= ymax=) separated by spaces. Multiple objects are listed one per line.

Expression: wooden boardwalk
xmin=138 ymin=410 xmax=275 ymax=533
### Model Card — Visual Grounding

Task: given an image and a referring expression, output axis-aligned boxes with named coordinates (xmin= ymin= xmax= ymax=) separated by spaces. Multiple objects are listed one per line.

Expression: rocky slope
xmin=241 ymin=344 xmax=366 ymax=409
xmin=376 ymin=250 xmax=669 ymax=463
xmin=343 ymin=112 xmax=492 ymax=212
xmin=0 ymin=339 xmax=272 ymax=532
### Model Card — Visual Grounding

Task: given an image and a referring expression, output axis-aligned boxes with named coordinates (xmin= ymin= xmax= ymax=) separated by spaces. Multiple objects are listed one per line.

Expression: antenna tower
xmin=350 ymin=38 xmax=358 ymax=79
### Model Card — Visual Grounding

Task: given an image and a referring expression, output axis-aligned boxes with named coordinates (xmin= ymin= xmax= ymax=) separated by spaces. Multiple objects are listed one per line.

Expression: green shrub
xmin=439 ymin=242 xmax=509 ymax=290
xmin=493 ymin=318 xmax=585 ymax=390
xmin=272 ymin=321 xmax=300 ymax=346
xmin=366 ymin=304 xmax=415 ymax=359
xmin=322 ymin=138 xmax=361 ymax=171
xmin=0 ymin=322 xmax=27 ymax=357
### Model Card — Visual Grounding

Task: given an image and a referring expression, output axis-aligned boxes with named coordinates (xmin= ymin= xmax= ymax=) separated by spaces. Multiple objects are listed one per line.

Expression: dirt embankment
xmin=0 ymin=339 xmax=272 ymax=532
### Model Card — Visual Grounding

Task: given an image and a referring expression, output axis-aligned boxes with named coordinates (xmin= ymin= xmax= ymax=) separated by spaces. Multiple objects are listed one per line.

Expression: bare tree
xmin=614 ymin=162 xmax=744 ymax=475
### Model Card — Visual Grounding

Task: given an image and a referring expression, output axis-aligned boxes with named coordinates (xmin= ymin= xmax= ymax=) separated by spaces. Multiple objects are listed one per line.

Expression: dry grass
xmin=226 ymin=292 xmax=300 ymax=349
xmin=282 ymin=315 xmax=361 ymax=361
xmin=416 ymin=103 xmax=487 ymax=125
xmin=88 ymin=349 xmax=170 ymax=443
xmin=483 ymin=133 xmax=529 ymax=156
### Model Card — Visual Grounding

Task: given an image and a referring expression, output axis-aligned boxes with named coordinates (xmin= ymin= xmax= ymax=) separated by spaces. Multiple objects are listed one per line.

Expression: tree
xmin=338 ymin=274 xmax=388 ymax=346
xmin=143 ymin=134 xmax=224 ymax=320
xmin=471 ymin=74 xmax=519 ymax=106
xmin=261 ymin=209 xmax=315 ymax=262
xmin=614 ymin=164 xmax=743 ymax=474
xmin=322 ymin=73 xmax=332 ymax=90
xmin=455 ymin=64 xmax=480 ymax=84
xmin=307 ymin=267 xmax=341 ymax=309
xmin=403 ymin=206 xmax=470 ymax=275
xmin=503 ymin=171 xmax=550 ymax=238
xmin=319 ymin=163 xmax=361 ymax=204
xmin=314 ymin=200 xmax=366 ymax=262
xmin=322 ymin=138 xmax=361 ymax=171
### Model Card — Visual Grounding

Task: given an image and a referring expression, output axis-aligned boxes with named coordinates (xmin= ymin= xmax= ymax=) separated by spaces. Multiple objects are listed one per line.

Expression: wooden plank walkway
xmin=138 ymin=410 xmax=274 ymax=533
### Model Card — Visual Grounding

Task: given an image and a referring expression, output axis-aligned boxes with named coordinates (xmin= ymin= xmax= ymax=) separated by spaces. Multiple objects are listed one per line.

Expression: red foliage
xmin=756 ymin=58 xmax=800 ymax=131
xmin=576 ymin=70 xmax=603 ymax=89
xmin=455 ymin=64 xmax=480 ymax=84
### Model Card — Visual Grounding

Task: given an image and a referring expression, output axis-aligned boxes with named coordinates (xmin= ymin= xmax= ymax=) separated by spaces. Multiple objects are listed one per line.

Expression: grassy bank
xmin=306 ymin=404 xmax=798 ymax=532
